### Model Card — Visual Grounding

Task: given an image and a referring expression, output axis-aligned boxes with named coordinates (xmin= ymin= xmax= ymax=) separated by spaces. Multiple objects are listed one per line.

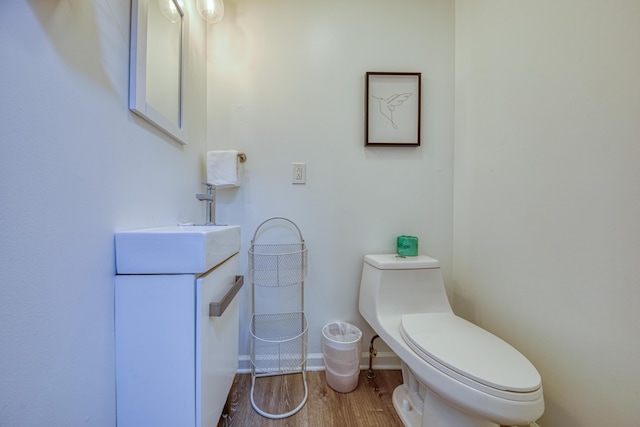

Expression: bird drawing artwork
xmin=372 ymin=92 xmax=413 ymax=129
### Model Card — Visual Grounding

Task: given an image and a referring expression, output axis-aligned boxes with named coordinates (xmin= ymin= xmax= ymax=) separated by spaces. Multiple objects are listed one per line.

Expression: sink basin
xmin=115 ymin=225 xmax=241 ymax=274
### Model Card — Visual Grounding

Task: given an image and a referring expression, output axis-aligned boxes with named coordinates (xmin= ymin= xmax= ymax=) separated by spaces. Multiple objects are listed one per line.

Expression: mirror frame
xmin=129 ymin=0 xmax=188 ymax=144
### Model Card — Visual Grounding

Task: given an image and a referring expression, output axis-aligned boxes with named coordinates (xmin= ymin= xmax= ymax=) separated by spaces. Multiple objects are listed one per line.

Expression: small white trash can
xmin=322 ymin=322 xmax=362 ymax=393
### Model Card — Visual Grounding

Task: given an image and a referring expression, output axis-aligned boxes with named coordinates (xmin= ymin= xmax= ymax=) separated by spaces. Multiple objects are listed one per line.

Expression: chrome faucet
xmin=196 ymin=183 xmax=217 ymax=225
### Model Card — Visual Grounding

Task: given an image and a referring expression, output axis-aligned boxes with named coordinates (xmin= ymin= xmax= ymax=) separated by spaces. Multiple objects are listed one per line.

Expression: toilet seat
xmin=401 ymin=313 xmax=541 ymax=396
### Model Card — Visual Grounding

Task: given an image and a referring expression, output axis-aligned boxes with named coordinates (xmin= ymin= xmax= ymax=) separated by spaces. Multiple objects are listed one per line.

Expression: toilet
xmin=358 ymin=254 xmax=544 ymax=427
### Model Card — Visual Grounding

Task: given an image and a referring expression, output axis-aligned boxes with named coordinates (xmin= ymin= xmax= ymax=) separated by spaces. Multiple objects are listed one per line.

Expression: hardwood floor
xmin=218 ymin=370 xmax=405 ymax=427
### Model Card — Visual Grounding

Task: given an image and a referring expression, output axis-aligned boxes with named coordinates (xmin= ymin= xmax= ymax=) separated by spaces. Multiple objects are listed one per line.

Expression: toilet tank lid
xmin=364 ymin=254 xmax=440 ymax=270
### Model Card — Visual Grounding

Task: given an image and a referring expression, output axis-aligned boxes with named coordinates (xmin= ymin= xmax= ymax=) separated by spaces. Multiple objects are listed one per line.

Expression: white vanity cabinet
xmin=115 ymin=253 xmax=241 ymax=427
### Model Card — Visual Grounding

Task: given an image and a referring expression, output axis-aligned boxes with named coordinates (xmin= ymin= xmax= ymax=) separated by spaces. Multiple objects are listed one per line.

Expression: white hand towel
xmin=206 ymin=150 xmax=240 ymax=188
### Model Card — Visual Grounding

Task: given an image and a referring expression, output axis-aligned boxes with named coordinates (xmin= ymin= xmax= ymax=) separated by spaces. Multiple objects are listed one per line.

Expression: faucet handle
xmin=201 ymin=182 xmax=218 ymax=193
xmin=196 ymin=182 xmax=215 ymax=201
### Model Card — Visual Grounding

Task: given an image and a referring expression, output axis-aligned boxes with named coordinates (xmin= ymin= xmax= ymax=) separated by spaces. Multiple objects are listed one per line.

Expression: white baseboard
xmin=237 ymin=351 xmax=401 ymax=374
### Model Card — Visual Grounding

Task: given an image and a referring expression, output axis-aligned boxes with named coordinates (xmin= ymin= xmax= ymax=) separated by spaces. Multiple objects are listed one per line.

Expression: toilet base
xmin=392 ymin=364 xmax=499 ymax=427
xmin=392 ymin=385 xmax=422 ymax=427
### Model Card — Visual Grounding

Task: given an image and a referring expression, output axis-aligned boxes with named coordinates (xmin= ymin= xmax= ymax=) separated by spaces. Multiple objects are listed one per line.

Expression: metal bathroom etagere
xmin=248 ymin=217 xmax=308 ymax=419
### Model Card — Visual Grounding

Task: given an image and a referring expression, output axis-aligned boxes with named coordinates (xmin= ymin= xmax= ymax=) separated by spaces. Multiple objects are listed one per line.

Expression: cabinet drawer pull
xmin=209 ymin=275 xmax=244 ymax=317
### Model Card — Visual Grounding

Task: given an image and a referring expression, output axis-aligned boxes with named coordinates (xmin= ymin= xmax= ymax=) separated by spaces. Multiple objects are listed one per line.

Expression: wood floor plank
xmin=219 ymin=370 xmax=404 ymax=427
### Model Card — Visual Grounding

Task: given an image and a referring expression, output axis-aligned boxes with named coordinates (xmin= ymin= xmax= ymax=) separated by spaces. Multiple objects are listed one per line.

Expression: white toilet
xmin=359 ymin=254 xmax=544 ymax=427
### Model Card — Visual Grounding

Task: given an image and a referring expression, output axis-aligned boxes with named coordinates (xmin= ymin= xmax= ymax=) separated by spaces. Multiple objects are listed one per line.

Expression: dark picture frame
xmin=365 ymin=72 xmax=421 ymax=146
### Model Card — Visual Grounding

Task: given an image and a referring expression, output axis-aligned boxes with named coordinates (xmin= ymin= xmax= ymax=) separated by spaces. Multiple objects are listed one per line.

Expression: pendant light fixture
xmin=196 ymin=0 xmax=225 ymax=24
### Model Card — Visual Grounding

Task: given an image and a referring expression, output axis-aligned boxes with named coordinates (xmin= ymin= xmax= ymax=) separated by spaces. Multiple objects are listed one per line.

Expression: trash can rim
xmin=322 ymin=321 xmax=362 ymax=344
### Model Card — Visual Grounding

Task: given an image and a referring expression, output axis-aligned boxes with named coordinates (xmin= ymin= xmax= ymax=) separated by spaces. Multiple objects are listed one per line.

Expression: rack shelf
xmin=248 ymin=217 xmax=308 ymax=419
xmin=249 ymin=242 xmax=307 ymax=287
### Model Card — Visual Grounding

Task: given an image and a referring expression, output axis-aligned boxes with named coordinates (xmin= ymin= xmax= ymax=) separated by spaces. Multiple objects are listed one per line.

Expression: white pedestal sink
xmin=115 ymin=225 xmax=241 ymax=274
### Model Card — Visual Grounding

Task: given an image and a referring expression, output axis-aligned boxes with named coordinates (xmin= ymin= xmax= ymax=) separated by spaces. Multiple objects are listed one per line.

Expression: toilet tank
xmin=359 ymin=254 xmax=452 ymax=322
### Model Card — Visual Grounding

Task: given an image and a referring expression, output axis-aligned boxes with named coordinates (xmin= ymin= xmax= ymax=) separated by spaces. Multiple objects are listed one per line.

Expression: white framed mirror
xmin=129 ymin=0 xmax=188 ymax=144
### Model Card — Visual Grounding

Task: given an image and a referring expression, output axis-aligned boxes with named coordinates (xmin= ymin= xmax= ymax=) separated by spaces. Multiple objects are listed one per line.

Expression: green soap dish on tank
xmin=397 ymin=235 xmax=418 ymax=257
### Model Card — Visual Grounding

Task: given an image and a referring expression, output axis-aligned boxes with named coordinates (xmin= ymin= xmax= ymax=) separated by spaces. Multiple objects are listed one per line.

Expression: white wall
xmin=206 ymin=0 xmax=455 ymax=366
xmin=0 ymin=1 xmax=208 ymax=425
xmin=454 ymin=1 xmax=640 ymax=425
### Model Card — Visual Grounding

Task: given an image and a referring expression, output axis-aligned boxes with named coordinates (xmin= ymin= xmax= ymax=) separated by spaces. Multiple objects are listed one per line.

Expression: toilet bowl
xmin=358 ymin=254 xmax=544 ymax=427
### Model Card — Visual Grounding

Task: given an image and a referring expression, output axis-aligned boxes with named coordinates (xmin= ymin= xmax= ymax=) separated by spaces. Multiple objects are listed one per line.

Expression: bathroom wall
xmin=0 ymin=1 xmax=208 ymax=425
xmin=206 ymin=0 xmax=455 ymax=366
xmin=454 ymin=1 xmax=640 ymax=425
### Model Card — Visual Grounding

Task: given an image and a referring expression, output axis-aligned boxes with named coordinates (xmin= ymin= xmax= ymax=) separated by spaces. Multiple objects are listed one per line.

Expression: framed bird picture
xmin=365 ymin=72 xmax=421 ymax=146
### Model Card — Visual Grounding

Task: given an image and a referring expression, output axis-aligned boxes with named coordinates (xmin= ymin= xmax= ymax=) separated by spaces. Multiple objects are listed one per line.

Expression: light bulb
xmin=197 ymin=0 xmax=224 ymax=24
xmin=158 ymin=0 xmax=184 ymax=23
